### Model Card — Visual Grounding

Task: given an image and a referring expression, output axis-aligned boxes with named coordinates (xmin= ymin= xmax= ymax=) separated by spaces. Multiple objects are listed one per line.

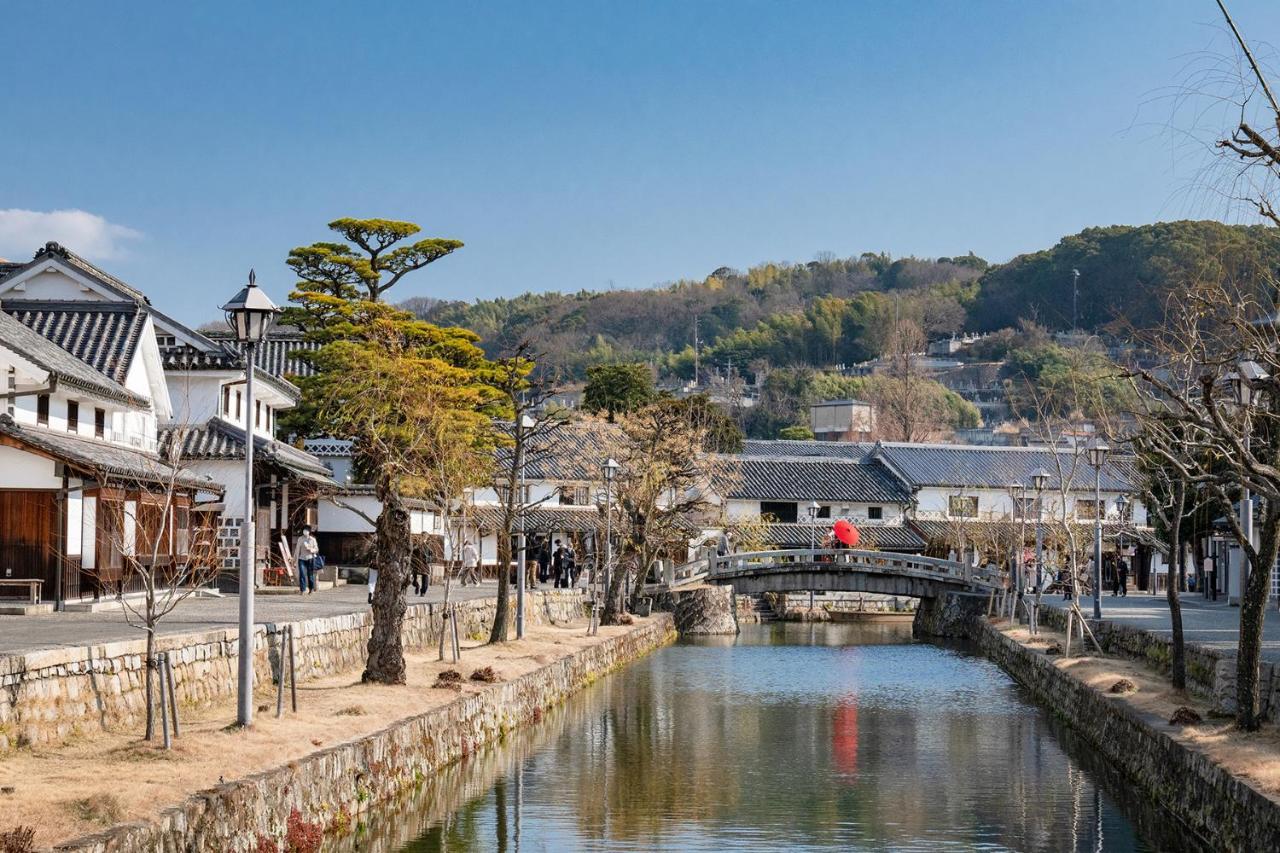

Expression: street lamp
xmin=516 ymin=413 xmax=535 ymax=640
xmin=806 ymin=501 xmax=820 ymax=611
xmin=1007 ymin=483 xmax=1026 ymax=617
xmin=1086 ymin=440 xmax=1110 ymax=620
xmin=1228 ymin=360 xmax=1267 ymax=603
xmin=221 ymin=269 xmax=280 ymax=728
xmin=599 ymin=457 xmax=619 ymax=630
xmin=1030 ymin=467 xmax=1049 ymax=593
xmin=1115 ymin=493 xmax=1130 ymax=589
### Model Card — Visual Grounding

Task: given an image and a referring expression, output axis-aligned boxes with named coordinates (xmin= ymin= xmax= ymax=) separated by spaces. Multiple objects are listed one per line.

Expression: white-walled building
xmin=0 ymin=243 xmax=219 ymax=605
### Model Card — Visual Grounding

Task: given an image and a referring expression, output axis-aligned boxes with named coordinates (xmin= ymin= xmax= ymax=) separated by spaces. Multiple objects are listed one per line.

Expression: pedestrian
xmin=461 ymin=539 xmax=479 ymax=586
xmin=537 ymin=536 xmax=551 ymax=585
xmin=552 ymin=539 xmax=566 ymax=588
xmin=367 ymin=568 xmax=378 ymax=605
xmin=294 ymin=525 xmax=320 ymax=595
xmin=717 ymin=530 xmax=730 ymax=558
xmin=1118 ymin=557 xmax=1129 ymax=597
xmin=565 ymin=541 xmax=579 ymax=586
xmin=411 ymin=544 xmax=430 ymax=597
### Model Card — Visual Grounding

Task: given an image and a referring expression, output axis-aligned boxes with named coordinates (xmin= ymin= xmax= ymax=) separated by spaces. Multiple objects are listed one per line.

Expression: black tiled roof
xmin=759 ymin=522 xmax=925 ymax=552
xmin=873 ymin=442 xmax=1135 ymax=492
xmin=206 ymin=329 xmax=320 ymax=379
xmin=160 ymin=419 xmax=336 ymax=485
xmin=0 ymin=310 xmax=146 ymax=406
xmin=469 ymin=504 xmax=599 ymax=533
xmin=0 ymin=415 xmax=215 ymax=490
xmin=742 ymin=439 xmax=868 ymax=460
xmin=727 ymin=456 xmax=911 ymax=504
xmin=521 ymin=421 xmax=624 ymax=481
xmin=3 ymin=300 xmax=147 ymax=384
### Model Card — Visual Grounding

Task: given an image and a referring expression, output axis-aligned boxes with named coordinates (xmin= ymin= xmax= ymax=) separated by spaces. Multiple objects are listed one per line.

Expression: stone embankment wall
xmin=55 ymin=615 xmax=676 ymax=853
xmin=769 ymin=591 xmax=917 ymax=621
xmin=974 ymin=619 xmax=1280 ymax=852
xmin=0 ymin=591 xmax=585 ymax=752
xmin=1041 ymin=604 xmax=1280 ymax=725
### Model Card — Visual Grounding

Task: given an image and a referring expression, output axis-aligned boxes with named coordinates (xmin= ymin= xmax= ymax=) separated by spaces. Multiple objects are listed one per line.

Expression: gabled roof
xmin=741 ymin=439 xmax=868 ymax=460
xmin=519 ymin=421 xmax=624 ymax=481
xmin=727 ymin=455 xmax=911 ymax=504
xmin=760 ymin=521 xmax=924 ymax=552
xmin=160 ymin=419 xmax=336 ymax=486
xmin=0 ymin=414 xmax=215 ymax=490
xmin=2 ymin=300 xmax=147 ymax=385
xmin=470 ymin=503 xmax=599 ymax=533
xmin=871 ymin=442 xmax=1135 ymax=492
xmin=0 ymin=310 xmax=146 ymax=406
xmin=0 ymin=242 xmax=151 ymax=304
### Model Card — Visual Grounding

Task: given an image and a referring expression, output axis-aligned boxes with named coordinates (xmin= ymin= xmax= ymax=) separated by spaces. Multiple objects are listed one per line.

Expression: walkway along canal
xmin=348 ymin=622 xmax=1190 ymax=852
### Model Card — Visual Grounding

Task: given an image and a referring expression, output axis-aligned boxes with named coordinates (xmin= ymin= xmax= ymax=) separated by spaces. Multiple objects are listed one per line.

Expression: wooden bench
xmin=0 ymin=578 xmax=43 ymax=603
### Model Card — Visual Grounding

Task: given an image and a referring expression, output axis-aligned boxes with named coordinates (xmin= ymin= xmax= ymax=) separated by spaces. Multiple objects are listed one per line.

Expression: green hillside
xmin=407 ymin=220 xmax=1280 ymax=380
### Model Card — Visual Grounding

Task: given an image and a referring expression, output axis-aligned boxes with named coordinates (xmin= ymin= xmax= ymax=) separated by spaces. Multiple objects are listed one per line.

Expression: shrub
xmin=0 ymin=826 xmax=35 ymax=853
xmin=469 ymin=666 xmax=500 ymax=683
xmin=69 ymin=793 xmax=123 ymax=826
xmin=284 ymin=809 xmax=324 ymax=853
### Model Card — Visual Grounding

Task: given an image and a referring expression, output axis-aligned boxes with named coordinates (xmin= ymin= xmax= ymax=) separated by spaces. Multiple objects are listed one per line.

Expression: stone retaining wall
xmin=53 ymin=614 xmax=676 ymax=853
xmin=1040 ymin=604 xmax=1280 ymax=724
xmin=0 ymin=591 xmax=585 ymax=752
xmin=974 ymin=619 xmax=1280 ymax=852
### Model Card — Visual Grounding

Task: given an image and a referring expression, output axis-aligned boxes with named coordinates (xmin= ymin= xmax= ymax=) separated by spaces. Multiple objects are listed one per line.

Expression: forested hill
xmin=406 ymin=220 xmax=1280 ymax=379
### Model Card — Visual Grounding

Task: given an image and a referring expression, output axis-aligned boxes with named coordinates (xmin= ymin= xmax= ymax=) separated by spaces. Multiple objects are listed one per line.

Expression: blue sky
xmin=3 ymin=1 xmax=1279 ymax=324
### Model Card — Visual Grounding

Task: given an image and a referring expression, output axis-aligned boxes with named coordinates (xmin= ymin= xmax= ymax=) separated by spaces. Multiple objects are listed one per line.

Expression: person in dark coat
xmin=1118 ymin=558 xmax=1130 ymax=597
xmin=536 ymin=536 xmax=551 ymax=585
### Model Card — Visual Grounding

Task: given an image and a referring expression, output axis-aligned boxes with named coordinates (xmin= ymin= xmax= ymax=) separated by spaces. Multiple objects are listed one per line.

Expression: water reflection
xmin=345 ymin=623 xmax=1189 ymax=852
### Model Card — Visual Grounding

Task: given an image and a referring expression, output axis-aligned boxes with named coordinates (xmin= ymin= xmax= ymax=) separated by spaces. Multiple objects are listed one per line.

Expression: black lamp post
xmin=1030 ymin=467 xmax=1049 ymax=592
xmin=1086 ymin=441 xmax=1110 ymax=620
xmin=221 ymin=270 xmax=280 ymax=728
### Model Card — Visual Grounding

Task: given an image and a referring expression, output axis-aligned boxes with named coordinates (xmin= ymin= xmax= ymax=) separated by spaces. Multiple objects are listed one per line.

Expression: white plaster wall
xmin=166 ymin=372 xmax=224 ymax=426
xmin=0 ymin=267 xmax=109 ymax=301
xmin=0 ymin=445 xmax=60 ymax=487
xmin=189 ymin=460 xmax=244 ymax=515
xmin=66 ymin=492 xmax=83 ymax=556
xmin=81 ymin=496 xmax=97 ymax=569
xmin=318 ymin=495 xmax=380 ymax=534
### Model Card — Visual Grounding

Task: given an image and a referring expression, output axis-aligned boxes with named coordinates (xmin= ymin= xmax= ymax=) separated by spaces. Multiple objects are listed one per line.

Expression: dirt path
xmin=0 ymin=617 xmax=643 ymax=848
xmin=1004 ymin=623 xmax=1280 ymax=798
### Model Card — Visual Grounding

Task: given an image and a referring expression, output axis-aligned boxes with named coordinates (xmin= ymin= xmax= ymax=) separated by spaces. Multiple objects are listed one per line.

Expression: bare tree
xmin=487 ymin=344 xmax=568 ymax=643
xmin=90 ymin=430 xmax=219 ymax=740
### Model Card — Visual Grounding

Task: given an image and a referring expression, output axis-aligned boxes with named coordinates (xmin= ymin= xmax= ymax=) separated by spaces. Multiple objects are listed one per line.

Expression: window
xmin=95 ymin=408 xmax=106 ymax=438
xmin=868 ymin=506 xmax=883 ymax=520
xmin=560 ymin=484 xmax=591 ymax=506
xmin=36 ymin=394 xmax=49 ymax=425
xmin=1014 ymin=497 xmax=1038 ymax=520
xmin=235 ymin=390 xmax=242 ymax=420
xmin=760 ymin=501 xmax=799 ymax=523
xmin=816 ymin=505 xmax=832 ymax=519
xmin=255 ymin=400 xmax=261 ymax=428
xmin=948 ymin=495 xmax=979 ymax=518
xmin=1076 ymin=500 xmax=1101 ymax=520
xmin=222 ymin=385 xmax=231 ymax=415
xmin=67 ymin=401 xmax=79 ymax=433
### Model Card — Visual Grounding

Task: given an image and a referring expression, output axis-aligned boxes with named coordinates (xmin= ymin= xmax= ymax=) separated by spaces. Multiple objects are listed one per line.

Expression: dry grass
xmin=0 ymin=617 xmax=647 ymax=848
xmin=1005 ymin=622 xmax=1280 ymax=797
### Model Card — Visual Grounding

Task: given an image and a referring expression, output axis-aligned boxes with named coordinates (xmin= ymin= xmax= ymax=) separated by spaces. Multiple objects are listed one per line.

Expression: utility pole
xmin=1072 ymin=269 xmax=1080 ymax=333
xmin=693 ymin=314 xmax=700 ymax=388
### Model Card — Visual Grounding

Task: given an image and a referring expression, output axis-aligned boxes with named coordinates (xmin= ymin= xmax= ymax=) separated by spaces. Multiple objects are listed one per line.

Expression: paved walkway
xmin=1054 ymin=590 xmax=1280 ymax=662
xmin=0 ymin=581 xmax=505 ymax=656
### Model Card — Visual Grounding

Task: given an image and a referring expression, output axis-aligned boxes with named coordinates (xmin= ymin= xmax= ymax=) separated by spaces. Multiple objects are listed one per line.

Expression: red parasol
xmin=833 ymin=519 xmax=860 ymax=547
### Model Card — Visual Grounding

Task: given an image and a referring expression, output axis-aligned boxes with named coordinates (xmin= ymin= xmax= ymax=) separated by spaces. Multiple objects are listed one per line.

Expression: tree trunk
xmin=364 ymin=487 xmax=412 ymax=684
xmin=1167 ymin=524 xmax=1187 ymax=692
xmin=1235 ymin=509 xmax=1278 ymax=730
xmin=1162 ymin=481 xmax=1188 ymax=691
xmin=602 ymin=558 xmax=629 ymax=624
xmin=489 ymin=526 xmax=512 ymax=644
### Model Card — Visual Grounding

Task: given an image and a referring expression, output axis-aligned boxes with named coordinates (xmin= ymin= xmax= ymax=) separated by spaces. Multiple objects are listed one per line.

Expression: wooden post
xmin=451 ymin=605 xmax=462 ymax=661
xmin=1065 ymin=611 xmax=1074 ymax=659
xmin=164 ymin=652 xmax=180 ymax=738
xmin=157 ymin=657 xmax=172 ymax=750
xmin=275 ymin=629 xmax=287 ymax=718
xmin=288 ymin=625 xmax=298 ymax=713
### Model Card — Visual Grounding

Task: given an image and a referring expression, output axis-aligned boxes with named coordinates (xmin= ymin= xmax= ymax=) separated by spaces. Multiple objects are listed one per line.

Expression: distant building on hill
xmin=809 ymin=399 xmax=875 ymax=441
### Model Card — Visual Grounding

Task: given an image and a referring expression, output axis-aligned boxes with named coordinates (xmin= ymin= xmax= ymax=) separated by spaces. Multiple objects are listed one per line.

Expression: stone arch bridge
xmin=647 ymin=549 xmax=1002 ymax=637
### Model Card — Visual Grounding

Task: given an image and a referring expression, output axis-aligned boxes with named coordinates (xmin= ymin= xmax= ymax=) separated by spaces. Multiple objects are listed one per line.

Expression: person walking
xmin=552 ymin=539 xmax=566 ymax=588
xmin=411 ymin=544 xmax=430 ymax=597
xmin=1118 ymin=557 xmax=1129 ymax=597
xmin=461 ymin=539 xmax=479 ymax=587
xmin=294 ymin=525 xmax=320 ymax=595
xmin=536 ymin=536 xmax=551 ymax=585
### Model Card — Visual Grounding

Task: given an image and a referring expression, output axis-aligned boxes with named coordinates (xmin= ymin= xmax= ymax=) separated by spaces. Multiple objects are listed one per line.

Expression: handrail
xmin=648 ymin=548 xmax=1000 ymax=593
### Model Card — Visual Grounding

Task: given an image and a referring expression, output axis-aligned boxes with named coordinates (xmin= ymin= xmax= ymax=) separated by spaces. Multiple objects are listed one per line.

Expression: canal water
xmin=362 ymin=622 xmax=1190 ymax=852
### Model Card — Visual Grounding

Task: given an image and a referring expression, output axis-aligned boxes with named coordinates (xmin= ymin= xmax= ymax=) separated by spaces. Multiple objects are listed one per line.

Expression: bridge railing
xmin=651 ymin=548 xmax=1001 ymax=592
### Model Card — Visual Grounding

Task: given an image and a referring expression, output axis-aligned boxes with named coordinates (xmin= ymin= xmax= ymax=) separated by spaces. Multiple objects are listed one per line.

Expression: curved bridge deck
xmin=648 ymin=548 xmax=1000 ymax=598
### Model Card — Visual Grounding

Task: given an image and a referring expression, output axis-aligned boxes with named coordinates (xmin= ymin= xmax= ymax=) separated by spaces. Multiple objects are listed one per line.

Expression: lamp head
xmin=1029 ymin=467 xmax=1050 ymax=491
xmin=221 ymin=269 xmax=280 ymax=344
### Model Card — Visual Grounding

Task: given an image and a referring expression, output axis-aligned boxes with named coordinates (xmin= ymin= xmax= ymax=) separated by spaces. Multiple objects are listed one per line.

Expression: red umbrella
xmin=833 ymin=519 xmax=860 ymax=547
